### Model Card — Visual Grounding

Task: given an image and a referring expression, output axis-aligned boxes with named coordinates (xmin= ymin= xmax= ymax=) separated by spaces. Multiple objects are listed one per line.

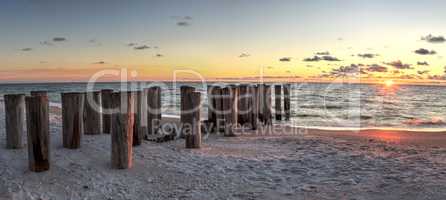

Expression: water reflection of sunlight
xmin=378 ymin=80 xmax=399 ymax=96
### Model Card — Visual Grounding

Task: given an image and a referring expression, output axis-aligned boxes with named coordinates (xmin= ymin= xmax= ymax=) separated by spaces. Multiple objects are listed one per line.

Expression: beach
xmin=1 ymin=103 xmax=446 ymax=200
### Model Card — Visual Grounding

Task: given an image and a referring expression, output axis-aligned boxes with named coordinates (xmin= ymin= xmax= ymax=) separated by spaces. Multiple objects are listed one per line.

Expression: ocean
xmin=0 ymin=82 xmax=445 ymax=130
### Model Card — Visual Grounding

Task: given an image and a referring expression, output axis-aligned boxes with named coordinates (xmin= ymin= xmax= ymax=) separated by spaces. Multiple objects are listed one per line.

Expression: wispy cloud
xmin=279 ymin=57 xmax=292 ymax=62
xmin=421 ymin=34 xmax=445 ymax=43
xmin=417 ymin=70 xmax=429 ymax=75
xmin=173 ymin=16 xmax=192 ymax=27
xmin=239 ymin=53 xmax=250 ymax=58
xmin=89 ymin=39 xmax=102 ymax=46
xmin=155 ymin=54 xmax=164 ymax=58
xmin=20 ymin=48 xmax=32 ymax=51
xmin=177 ymin=21 xmax=190 ymax=26
xmin=134 ymin=45 xmax=150 ymax=50
xmin=92 ymin=61 xmax=106 ymax=64
xmin=365 ymin=64 xmax=387 ymax=72
xmin=357 ymin=53 xmax=378 ymax=59
xmin=315 ymin=51 xmax=330 ymax=55
xmin=40 ymin=41 xmax=53 ymax=46
xmin=384 ymin=60 xmax=412 ymax=69
xmin=52 ymin=37 xmax=67 ymax=42
xmin=414 ymin=48 xmax=436 ymax=55
xmin=417 ymin=61 xmax=429 ymax=66
xmin=303 ymin=55 xmax=341 ymax=62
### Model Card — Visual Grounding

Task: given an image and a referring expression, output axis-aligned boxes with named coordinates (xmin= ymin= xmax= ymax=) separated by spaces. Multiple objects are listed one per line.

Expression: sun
xmin=384 ymin=79 xmax=394 ymax=87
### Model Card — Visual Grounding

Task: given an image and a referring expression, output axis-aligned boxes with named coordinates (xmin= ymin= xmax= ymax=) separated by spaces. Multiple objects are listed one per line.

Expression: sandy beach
xmin=1 ymin=103 xmax=446 ymax=200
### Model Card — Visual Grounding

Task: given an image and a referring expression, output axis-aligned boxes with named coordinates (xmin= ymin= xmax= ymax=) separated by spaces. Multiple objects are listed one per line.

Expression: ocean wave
xmin=403 ymin=117 xmax=446 ymax=126
xmin=299 ymin=105 xmax=344 ymax=110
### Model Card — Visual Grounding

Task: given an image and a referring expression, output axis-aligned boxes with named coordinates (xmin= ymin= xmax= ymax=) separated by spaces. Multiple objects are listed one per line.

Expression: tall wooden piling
xmin=4 ymin=94 xmax=25 ymax=149
xmin=25 ymin=95 xmax=50 ymax=172
xmin=274 ymin=85 xmax=282 ymax=120
xmin=111 ymin=92 xmax=135 ymax=169
xmin=84 ymin=91 xmax=102 ymax=134
xmin=260 ymin=84 xmax=272 ymax=125
xmin=229 ymin=85 xmax=239 ymax=127
xmin=133 ymin=90 xmax=147 ymax=146
xmin=101 ymin=89 xmax=114 ymax=134
xmin=146 ymin=86 xmax=162 ymax=138
xmin=180 ymin=86 xmax=196 ymax=138
xmin=207 ymin=85 xmax=217 ymax=130
xmin=61 ymin=92 xmax=85 ymax=149
xmin=251 ymin=85 xmax=259 ymax=130
xmin=183 ymin=92 xmax=202 ymax=148
xmin=221 ymin=87 xmax=235 ymax=136
xmin=214 ymin=86 xmax=225 ymax=133
xmin=283 ymin=84 xmax=291 ymax=120
xmin=238 ymin=84 xmax=250 ymax=126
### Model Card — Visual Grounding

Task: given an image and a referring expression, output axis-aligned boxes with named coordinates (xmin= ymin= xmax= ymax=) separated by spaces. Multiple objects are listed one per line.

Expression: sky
xmin=1 ymin=0 xmax=446 ymax=83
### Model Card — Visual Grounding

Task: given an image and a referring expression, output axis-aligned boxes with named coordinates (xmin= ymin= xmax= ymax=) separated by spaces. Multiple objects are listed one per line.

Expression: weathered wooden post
xmin=111 ymin=92 xmax=135 ymax=169
xmin=84 ymin=91 xmax=102 ymax=134
xmin=30 ymin=91 xmax=47 ymax=97
xmin=133 ymin=90 xmax=147 ymax=146
xmin=221 ymin=87 xmax=235 ymax=136
xmin=229 ymin=85 xmax=239 ymax=127
xmin=61 ymin=92 xmax=85 ymax=149
xmin=283 ymin=84 xmax=291 ymax=120
xmin=183 ymin=91 xmax=202 ymax=148
xmin=214 ymin=86 xmax=225 ymax=133
xmin=146 ymin=86 xmax=162 ymax=139
xmin=180 ymin=86 xmax=195 ymax=138
xmin=101 ymin=89 xmax=114 ymax=134
xmin=237 ymin=84 xmax=250 ymax=126
xmin=274 ymin=85 xmax=282 ymax=120
xmin=207 ymin=85 xmax=217 ymax=132
xmin=4 ymin=94 xmax=26 ymax=149
xmin=260 ymin=84 xmax=272 ymax=125
xmin=25 ymin=95 xmax=50 ymax=172
xmin=251 ymin=85 xmax=259 ymax=130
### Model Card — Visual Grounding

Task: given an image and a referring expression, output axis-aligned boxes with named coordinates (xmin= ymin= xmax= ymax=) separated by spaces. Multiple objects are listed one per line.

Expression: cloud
xmin=177 ymin=21 xmax=190 ymax=26
xmin=155 ymin=54 xmax=164 ymax=58
xmin=239 ymin=53 xmax=250 ymax=58
xmin=279 ymin=57 xmax=292 ymax=62
xmin=414 ymin=48 xmax=436 ymax=55
xmin=421 ymin=34 xmax=445 ymax=43
xmin=417 ymin=61 xmax=429 ymax=66
xmin=89 ymin=39 xmax=102 ymax=46
xmin=40 ymin=41 xmax=53 ymax=46
xmin=365 ymin=64 xmax=387 ymax=72
xmin=384 ymin=60 xmax=412 ymax=69
xmin=52 ymin=37 xmax=67 ymax=42
xmin=92 ymin=61 xmax=106 ymax=64
xmin=134 ymin=45 xmax=150 ymax=50
xmin=428 ymin=75 xmax=445 ymax=80
xmin=303 ymin=55 xmax=341 ymax=62
xmin=20 ymin=48 xmax=32 ymax=51
xmin=315 ymin=51 xmax=330 ymax=55
xmin=357 ymin=53 xmax=378 ymax=59
xmin=127 ymin=43 xmax=137 ymax=47
xmin=417 ymin=70 xmax=429 ymax=75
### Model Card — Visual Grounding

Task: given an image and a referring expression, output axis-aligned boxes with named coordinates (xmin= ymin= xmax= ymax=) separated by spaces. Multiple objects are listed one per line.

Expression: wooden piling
xmin=111 ymin=92 xmax=135 ymax=169
xmin=146 ymin=86 xmax=162 ymax=139
xmin=221 ymin=87 xmax=235 ymax=136
xmin=180 ymin=86 xmax=195 ymax=138
xmin=101 ymin=89 xmax=114 ymax=134
xmin=229 ymin=85 xmax=239 ymax=127
xmin=214 ymin=86 xmax=225 ymax=133
xmin=283 ymin=84 xmax=291 ymax=120
xmin=133 ymin=90 xmax=147 ymax=146
xmin=237 ymin=84 xmax=250 ymax=126
xmin=84 ymin=91 xmax=102 ymax=134
xmin=25 ymin=95 xmax=50 ymax=172
xmin=61 ymin=92 xmax=85 ymax=149
xmin=260 ymin=84 xmax=272 ymax=125
xmin=207 ymin=86 xmax=216 ymax=127
xmin=251 ymin=85 xmax=259 ymax=130
xmin=4 ymin=94 xmax=25 ymax=149
xmin=274 ymin=85 xmax=282 ymax=120
xmin=183 ymin=92 xmax=201 ymax=148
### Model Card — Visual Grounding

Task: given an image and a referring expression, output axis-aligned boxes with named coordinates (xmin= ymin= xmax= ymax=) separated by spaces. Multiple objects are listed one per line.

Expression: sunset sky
xmin=1 ymin=0 xmax=445 ymax=83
